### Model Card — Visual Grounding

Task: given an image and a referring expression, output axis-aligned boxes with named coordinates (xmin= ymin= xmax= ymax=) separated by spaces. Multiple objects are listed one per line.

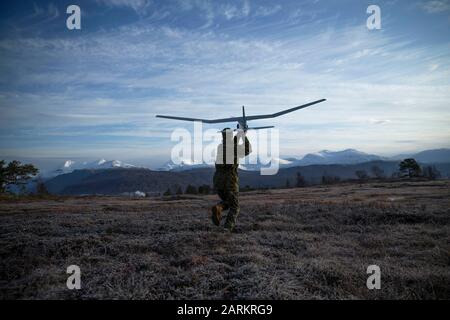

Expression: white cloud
xmin=421 ymin=0 xmax=450 ymax=13
xmin=221 ymin=1 xmax=251 ymax=20
xmin=47 ymin=3 xmax=59 ymax=19
xmin=28 ymin=2 xmax=59 ymax=20
xmin=429 ymin=63 xmax=439 ymax=71
xmin=96 ymin=0 xmax=151 ymax=14
xmin=243 ymin=0 xmax=250 ymax=16
xmin=254 ymin=5 xmax=282 ymax=17
xmin=369 ymin=119 xmax=391 ymax=125
xmin=32 ymin=2 xmax=44 ymax=16
xmin=1 ymin=4 xmax=450 ymax=158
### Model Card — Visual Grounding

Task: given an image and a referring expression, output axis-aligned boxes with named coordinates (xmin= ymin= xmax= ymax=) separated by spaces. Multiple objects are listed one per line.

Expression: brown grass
xmin=0 ymin=180 xmax=449 ymax=299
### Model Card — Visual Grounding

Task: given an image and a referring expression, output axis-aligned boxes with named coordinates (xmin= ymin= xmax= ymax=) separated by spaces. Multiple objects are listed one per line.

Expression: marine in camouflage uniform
xmin=211 ymin=128 xmax=252 ymax=231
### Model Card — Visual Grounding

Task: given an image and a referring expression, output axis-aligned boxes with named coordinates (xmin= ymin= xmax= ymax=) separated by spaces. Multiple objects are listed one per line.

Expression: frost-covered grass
xmin=1 ymin=181 xmax=449 ymax=299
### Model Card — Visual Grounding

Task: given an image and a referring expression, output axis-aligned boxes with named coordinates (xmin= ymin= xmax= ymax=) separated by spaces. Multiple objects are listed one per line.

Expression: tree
xmin=163 ymin=188 xmax=172 ymax=196
xmin=285 ymin=179 xmax=291 ymax=188
xmin=371 ymin=165 xmax=385 ymax=179
xmin=185 ymin=184 xmax=198 ymax=194
xmin=296 ymin=172 xmax=306 ymax=187
xmin=391 ymin=171 xmax=399 ymax=179
xmin=0 ymin=160 xmax=38 ymax=193
xmin=321 ymin=171 xmax=330 ymax=185
xmin=0 ymin=160 xmax=5 ymax=192
xmin=422 ymin=165 xmax=441 ymax=180
xmin=36 ymin=180 xmax=49 ymax=196
xmin=321 ymin=174 xmax=340 ymax=185
xmin=176 ymin=186 xmax=183 ymax=195
xmin=399 ymin=158 xmax=421 ymax=178
xmin=198 ymin=184 xmax=211 ymax=194
xmin=355 ymin=170 xmax=369 ymax=182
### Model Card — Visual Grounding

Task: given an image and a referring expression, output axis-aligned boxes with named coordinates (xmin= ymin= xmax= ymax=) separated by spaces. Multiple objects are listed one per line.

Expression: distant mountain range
xmin=47 ymin=158 xmax=137 ymax=177
xmin=158 ymin=159 xmax=211 ymax=171
xmin=157 ymin=148 xmax=450 ymax=172
xmin=295 ymin=149 xmax=385 ymax=166
xmin=389 ymin=148 xmax=450 ymax=163
xmin=44 ymin=167 xmax=213 ymax=195
xmin=43 ymin=148 xmax=450 ymax=179
xmin=41 ymin=148 xmax=450 ymax=196
xmin=44 ymin=160 xmax=450 ymax=196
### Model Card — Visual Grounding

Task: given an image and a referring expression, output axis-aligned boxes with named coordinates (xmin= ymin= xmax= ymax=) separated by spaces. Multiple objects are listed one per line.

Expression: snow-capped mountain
xmin=47 ymin=159 xmax=137 ymax=177
xmin=63 ymin=160 xmax=76 ymax=168
xmin=93 ymin=159 xmax=136 ymax=169
xmin=239 ymin=157 xmax=295 ymax=171
xmin=160 ymin=157 xmax=296 ymax=172
xmin=297 ymin=149 xmax=385 ymax=166
xmin=44 ymin=148 xmax=450 ymax=176
xmin=158 ymin=160 xmax=213 ymax=171
xmin=158 ymin=150 xmax=386 ymax=172
xmin=241 ymin=149 xmax=386 ymax=170
xmin=238 ymin=150 xmax=384 ymax=171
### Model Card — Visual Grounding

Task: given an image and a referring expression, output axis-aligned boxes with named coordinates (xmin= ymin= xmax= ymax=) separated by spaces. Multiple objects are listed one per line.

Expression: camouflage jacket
xmin=214 ymin=136 xmax=251 ymax=191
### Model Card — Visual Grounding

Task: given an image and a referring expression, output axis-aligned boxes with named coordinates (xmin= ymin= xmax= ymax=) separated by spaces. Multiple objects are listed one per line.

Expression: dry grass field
xmin=0 ymin=180 xmax=449 ymax=299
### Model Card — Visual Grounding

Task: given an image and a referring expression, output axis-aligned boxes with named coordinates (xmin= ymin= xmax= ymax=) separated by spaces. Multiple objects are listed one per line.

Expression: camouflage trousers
xmin=216 ymin=189 xmax=239 ymax=228
xmin=213 ymin=164 xmax=239 ymax=229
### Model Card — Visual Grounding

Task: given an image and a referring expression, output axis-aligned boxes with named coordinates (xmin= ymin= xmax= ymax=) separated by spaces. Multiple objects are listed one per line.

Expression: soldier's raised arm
xmin=236 ymin=131 xmax=252 ymax=159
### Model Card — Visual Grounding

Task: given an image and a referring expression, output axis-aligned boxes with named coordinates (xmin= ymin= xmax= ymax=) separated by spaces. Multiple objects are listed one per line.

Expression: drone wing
xmin=156 ymin=99 xmax=326 ymax=124
xmin=155 ymin=115 xmax=242 ymax=124
xmin=247 ymin=126 xmax=275 ymax=130
xmin=245 ymin=99 xmax=326 ymax=121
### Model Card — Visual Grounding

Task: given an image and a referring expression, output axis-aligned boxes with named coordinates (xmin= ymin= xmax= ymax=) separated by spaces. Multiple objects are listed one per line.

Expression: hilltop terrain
xmin=1 ymin=180 xmax=449 ymax=299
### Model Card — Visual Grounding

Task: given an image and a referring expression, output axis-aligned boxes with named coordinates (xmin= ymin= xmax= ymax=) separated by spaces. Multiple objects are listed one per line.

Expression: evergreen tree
xmin=0 ymin=160 xmax=38 ymax=193
xmin=285 ymin=179 xmax=291 ymax=188
xmin=399 ymin=158 xmax=421 ymax=177
xmin=296 ymin=172 xmax=306 ymax=187
xmin=355 ymin=170 xmax=368 ymax=182
xmin=36 ymin=181 xmax=49 ymax=196
xmin=371 ymin=165 xmax=385 ymax=179
xmin=422 ymin=165 xmax=441 ymax=180
xmin=185 ymin=185 xmax=198 ymax=194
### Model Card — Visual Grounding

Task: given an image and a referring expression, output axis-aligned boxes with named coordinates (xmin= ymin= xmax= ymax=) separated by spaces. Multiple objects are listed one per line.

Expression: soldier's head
xmin=221 ymin=128 xmax=233 ymax=144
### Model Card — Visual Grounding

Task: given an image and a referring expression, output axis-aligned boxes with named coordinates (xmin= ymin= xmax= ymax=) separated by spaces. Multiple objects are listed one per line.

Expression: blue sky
xmin=0 ymin=0 xmax=449 ymax=167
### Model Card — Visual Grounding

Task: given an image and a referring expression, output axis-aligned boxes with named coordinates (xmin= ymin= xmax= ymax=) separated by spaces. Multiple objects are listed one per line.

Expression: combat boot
xmin=211 ymin=204 xmax=224 ymax=226
xmin=224 ymin=212 xmax=237 ymax=232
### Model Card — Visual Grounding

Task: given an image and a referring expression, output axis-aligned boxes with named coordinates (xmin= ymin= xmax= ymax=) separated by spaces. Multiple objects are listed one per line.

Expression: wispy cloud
xmin=254 ymin=5 xmax=282 ymax=17
xmin=222 ymin=2 xmax=250 ymax=20
xmin=27 ymin=2 xmax=60 ymax=21
xmin=369 ymin=119 xmax=392 ymax=125
xmin=96 ymin=0 xmax=152 ymax=14
xmin=421 ymin=0 xmax=450 ymax=13
xmin=0 ymin=0 xmax=449 ymax=160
